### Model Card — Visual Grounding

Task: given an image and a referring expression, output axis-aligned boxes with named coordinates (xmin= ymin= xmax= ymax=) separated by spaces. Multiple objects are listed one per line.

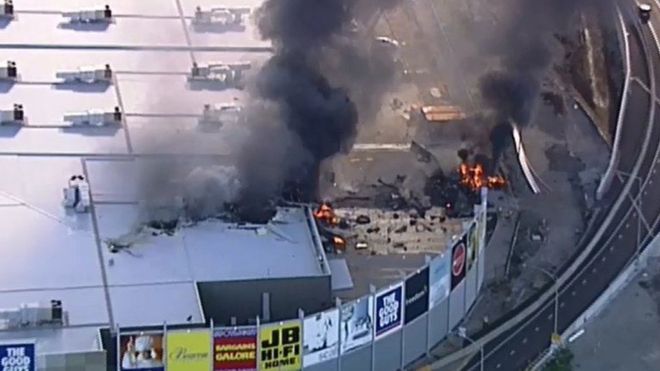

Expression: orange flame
xmin=314 ymin=202 xmax=340 ymax=225
xmin=459 ymin=163 xmax=506 ymax=191
xmin=332 ymin=236 xmax=346 ymax=252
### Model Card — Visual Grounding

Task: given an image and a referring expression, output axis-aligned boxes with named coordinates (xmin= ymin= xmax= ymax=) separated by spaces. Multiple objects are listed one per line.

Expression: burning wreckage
xmin=312 ymin=155 xmax=504 ymax=255
xmin=100 ymin=139 xmax=506 ymax=255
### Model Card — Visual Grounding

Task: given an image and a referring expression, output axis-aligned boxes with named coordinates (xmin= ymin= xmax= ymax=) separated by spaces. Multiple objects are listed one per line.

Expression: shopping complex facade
xmin=10 ymin=189 xmax=487 ymax=371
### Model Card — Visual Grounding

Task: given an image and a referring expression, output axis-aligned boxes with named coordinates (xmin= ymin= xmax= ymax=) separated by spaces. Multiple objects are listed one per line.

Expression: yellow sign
xmin=259 ymin=321 xmax=302 ymax=371
xmin=166 ymin=329 xmax=211 ymax=371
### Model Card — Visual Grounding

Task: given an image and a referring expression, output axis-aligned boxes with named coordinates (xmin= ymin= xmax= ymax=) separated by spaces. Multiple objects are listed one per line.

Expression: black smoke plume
xmin=477 ymin=0 xmax=618 ymax=168
xmin=479 ymin=0 xmax=615 ymax=127
xmin=234 ymin=0 xmax=399 ymax=222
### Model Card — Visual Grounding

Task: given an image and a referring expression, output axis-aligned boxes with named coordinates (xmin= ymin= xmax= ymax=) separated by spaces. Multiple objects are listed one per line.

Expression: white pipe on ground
xmin=511 ymin=123 xmax=542 ymax=194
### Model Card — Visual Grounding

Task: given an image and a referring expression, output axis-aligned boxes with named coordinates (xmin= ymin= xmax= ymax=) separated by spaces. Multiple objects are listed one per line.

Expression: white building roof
xmin=0 ymin=0 xmax=300 ymax=353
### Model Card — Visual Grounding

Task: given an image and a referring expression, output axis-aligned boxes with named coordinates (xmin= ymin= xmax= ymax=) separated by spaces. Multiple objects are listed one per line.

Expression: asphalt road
xmin=456 ymin=6 xmax=660 ymax=371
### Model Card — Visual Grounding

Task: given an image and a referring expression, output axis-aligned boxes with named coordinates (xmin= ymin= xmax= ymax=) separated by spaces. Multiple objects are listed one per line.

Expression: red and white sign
xmin=450 ymin=236 xmax=467 ymax=290
xmin=452 ymin=242 xmax=466 ymax=276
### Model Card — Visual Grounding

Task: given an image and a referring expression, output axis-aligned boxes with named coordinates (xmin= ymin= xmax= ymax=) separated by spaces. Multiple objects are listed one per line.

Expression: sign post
xmin=370 ymin=285 xmax=376 ymax=371
xmin=424 ymin=255 xmax=433 ymax=357
xmin=209 ymin=318 xmax=214 ymax=371
xmin=335 ymin=297 xmax=342 ymax=371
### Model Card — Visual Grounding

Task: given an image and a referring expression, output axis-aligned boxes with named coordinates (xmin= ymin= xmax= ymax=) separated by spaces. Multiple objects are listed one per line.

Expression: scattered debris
xmin=429 ymin=85 xmax=448 ymax=99
xmin=541 ymin=90 xmax=566 ymax=116
xmin=147 ymin=219 xmax=179 ymax=236
xmin=418 ymin=104 xmax=467 ymax=123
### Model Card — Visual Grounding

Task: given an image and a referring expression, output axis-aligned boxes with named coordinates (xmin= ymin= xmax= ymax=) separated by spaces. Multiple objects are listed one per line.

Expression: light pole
xmin=457 ymin=327 xmax=483 ymax=371
xmin=529 ymin=265 xmax=559 ymax=336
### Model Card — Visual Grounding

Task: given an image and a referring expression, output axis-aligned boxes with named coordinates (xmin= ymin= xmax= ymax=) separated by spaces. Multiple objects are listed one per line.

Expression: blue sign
xmin=374 ymin=284 xmax=403 ymax=338
xmin=0 ymin=341 xmax=35 ymax=371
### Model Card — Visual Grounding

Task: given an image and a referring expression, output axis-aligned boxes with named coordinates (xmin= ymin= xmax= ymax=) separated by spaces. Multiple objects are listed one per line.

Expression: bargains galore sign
xmin=214 ymin=327 xmax=257 ymax=371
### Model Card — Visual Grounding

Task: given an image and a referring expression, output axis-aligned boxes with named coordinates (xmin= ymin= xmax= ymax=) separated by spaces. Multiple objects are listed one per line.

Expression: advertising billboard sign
xmin=166 ymin=329 xmax=211 ymax=371
xmin=213 ymin=327 xmax=257 ymax=371
xmin=451 ymin=235 xmax=467 ymax=289
xmin=303 ymin=308 xmax=339 ymax=366
xmin=404 ymin=266 xmax=429 ymax=324
xmin=119 ymin=332 xmax=165 ymax=371
xmin=467 ymin=221 xmax=478 ymax=271
xmin=374 ymin=283 xmax=404 ymax=339
xmin=0 ymin=341 xmax=35 ymax=371
xmin=259 ymin=321 xmax=302 ymax=371
xmin=429 ymin=252 xmax=451 ymax=308
xmin=339 ymin=296 xmax=374 ymax=354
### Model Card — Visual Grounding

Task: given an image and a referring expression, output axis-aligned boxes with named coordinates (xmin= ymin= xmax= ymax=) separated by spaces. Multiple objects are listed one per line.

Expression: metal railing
xmin=597 ymin=9 xmax=632 ymax=200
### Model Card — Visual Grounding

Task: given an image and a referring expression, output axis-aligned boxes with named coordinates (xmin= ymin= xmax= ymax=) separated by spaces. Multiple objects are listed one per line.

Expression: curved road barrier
xmin=597 ymin=10 xmax=632 ymax=200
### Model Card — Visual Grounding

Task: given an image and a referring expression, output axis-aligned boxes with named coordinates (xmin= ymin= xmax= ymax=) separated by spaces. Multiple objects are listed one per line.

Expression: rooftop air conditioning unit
xmin=62 ymin=4 xmax=112 ymax=23
xmin=0 ymin=104 xmax=24 ymax=125
xmin=0 ymin=60 xmax=17 ymax=80
xmin=64 ymin=106 xmax=122 ymax=126
xmin=0 ymin=0 xmax=14 ymax=18
xmin=56 ymin=64 xmax=112 ymax=83
xmin=192 ymin=6 xmax=250 ymax=26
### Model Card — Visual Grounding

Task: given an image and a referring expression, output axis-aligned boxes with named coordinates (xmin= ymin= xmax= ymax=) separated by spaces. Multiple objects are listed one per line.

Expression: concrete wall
xmin=197 ymin=275 xmax=332 ymax=325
